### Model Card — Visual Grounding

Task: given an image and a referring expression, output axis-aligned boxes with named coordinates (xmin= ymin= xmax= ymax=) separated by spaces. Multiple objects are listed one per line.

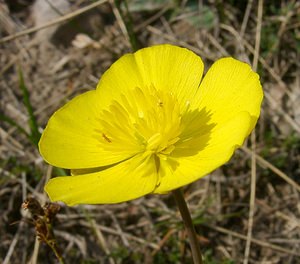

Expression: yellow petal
xmin=39 ymin=91 xmax=140 ymax=169
xmin=44 ymin=154 xmax=158 ymax=205
xmin=155 ymin=111 xmax=252 ymax=193
xmin=154 ymin=58 xmax=263 ymax=193
xmin=193 ymin=57 xmax=263 ymax=134
xmin=97 ymin=44 xmax=204 ymax=110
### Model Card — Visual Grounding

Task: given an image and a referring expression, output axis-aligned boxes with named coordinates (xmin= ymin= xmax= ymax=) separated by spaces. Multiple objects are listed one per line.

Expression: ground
xmin=1 ymin=0 xmax=300 ymax=263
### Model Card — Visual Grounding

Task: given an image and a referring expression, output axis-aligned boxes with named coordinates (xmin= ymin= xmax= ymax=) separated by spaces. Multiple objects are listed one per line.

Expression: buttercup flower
xmin=39 ymin=44 xmax=263 ymax=205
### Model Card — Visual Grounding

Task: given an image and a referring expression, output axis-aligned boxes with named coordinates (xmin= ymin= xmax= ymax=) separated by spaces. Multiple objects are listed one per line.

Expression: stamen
xmin=98 ymin=86 xmax=183 ymax=158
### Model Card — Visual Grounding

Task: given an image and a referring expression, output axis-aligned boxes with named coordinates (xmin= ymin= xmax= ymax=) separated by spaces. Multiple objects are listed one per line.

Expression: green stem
xmin=48 ymin=243 xmax=65 ymax=264
xmin=114 ymin=0 xmax=139 ymax=52
xmin=172 ymin=188 xmax=203 ymax=264
xmin=46 ymin=223 xmax=65 ymax=264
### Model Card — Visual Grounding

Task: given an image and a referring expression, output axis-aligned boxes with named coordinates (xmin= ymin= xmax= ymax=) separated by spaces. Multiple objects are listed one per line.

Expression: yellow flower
xmin=39 ymin=44 xmax=263 ymax=205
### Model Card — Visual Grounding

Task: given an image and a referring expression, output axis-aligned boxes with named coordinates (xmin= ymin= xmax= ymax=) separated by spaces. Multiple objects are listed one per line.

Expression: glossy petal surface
xmin=193 ymin=58 xmax=263 ymax=133
xmin=45 ymin=154 xmax=158 ymax=205
xmin=39 ymin=91 xmax=141 ymax=169
xmin=96 ymin=44 xmax=204 ymax=110
xmin=155 ymin=111 xmax=252 ymax=193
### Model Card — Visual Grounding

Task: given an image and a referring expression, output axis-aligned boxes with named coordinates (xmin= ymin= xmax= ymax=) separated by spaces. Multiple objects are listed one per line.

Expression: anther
xmin=102 ymin=133 xmax=112 ymax=143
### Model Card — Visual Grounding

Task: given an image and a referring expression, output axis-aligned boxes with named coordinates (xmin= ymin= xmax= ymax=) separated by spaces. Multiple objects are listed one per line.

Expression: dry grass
xmin=1 ymin=0 xmax=299 ymax=263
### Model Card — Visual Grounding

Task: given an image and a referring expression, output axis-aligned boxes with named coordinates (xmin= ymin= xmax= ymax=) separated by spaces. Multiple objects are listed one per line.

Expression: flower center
xmin=98 ymin=86 xmax=183 ymax=158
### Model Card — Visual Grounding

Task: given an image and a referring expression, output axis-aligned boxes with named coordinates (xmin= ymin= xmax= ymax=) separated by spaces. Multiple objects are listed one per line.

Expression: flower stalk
xmin=172 ymin=188 xmax=203 ymax=264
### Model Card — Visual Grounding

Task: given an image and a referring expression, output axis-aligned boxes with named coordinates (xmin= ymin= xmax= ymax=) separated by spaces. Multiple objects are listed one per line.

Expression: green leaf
xmin=183 ymin=4 xmax=215 ymax=30
xmin=18 ymin=68 xmax=41 ymax=146
xmin=0 ymin=113 xmax=31 ymax=140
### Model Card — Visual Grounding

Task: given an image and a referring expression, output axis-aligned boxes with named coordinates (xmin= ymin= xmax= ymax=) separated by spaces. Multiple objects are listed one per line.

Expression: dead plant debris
xmin=1 ymin=0 xmax=299 ymax=263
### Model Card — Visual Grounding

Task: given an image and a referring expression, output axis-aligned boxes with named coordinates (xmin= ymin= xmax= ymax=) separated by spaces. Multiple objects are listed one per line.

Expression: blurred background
xmin=0 ymin=0 xmax=299 ymax=263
